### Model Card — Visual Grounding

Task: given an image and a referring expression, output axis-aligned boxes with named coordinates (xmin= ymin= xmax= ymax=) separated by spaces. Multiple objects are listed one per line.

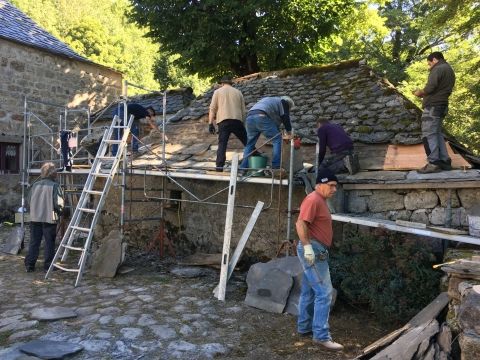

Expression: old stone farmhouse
xmin=0 ymin=0 xmax=122 ymax=216
xmin=100 ymin=60 xmax=480 ymax=259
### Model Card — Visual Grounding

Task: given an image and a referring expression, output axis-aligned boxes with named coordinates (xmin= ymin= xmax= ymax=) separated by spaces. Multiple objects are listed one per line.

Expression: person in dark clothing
xmin=112 ymin=103 xmax=156 ymax=156
xmin=240 ymin=96 xmax=295 ymax=171
xmin=413 ymin=51 xmax=456 ymax=173
xmin=25 ymin=162 xmax=64 ymax=272
xmin=60 ymin=130 xmax=73 ymax=171
xmin=317 ymin=118 xmax=358 ymax=174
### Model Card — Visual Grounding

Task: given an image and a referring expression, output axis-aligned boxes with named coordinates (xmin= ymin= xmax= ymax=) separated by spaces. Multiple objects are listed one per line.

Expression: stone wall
xmin=99 ymin=175 xmax=480 ymax=259
xmin=441 ymin=250 xmax=480 ymax=360
xmin=0 ymin=39 xmax=122 ymax=134
xmin=0 ymin=39 xmax=122 ymax=216
xmin=345 ymin=188 xmax=480 ymax=228
xmin=99 ymin=176 xmax=307 ymax=259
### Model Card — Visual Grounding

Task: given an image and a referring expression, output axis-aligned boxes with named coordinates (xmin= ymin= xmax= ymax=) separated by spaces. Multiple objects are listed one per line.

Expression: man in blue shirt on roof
xmin=112 ymin=103 xmax=156 ymax=156
xmin=317 ymin=118 xmax=358 ymax=175
xmin=240 ymin=96 xmax=295 ymax=172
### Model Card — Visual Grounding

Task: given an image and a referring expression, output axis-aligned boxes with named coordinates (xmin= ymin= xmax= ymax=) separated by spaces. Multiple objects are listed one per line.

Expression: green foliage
xmin=10 ymin=0 xmax=209 ymax=95
xmin=129 ymin=0 xmax=354 ymax=78
xmin=330 ymin=230 xmax=441 ymax=323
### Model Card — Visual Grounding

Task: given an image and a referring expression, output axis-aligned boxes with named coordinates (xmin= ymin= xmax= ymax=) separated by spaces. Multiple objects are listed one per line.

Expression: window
xmin=0 ymin=142 xmax=20 ymax=174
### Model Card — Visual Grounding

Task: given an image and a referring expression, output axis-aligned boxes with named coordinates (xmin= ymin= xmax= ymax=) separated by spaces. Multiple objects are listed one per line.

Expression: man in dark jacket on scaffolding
xmin=111 ymin=103 xmax=156 ymax=156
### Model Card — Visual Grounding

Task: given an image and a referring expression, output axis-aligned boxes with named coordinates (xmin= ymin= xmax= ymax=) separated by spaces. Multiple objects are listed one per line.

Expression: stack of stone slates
xmin=441 ymin=252 xmax=480 ymax=360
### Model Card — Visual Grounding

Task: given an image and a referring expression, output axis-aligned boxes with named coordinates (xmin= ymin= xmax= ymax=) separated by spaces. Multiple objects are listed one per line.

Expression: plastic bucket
xmin=468 ymin=215 xmax=480 ymax=237
xmin=248 ymin=156 xmax=268 ymax=177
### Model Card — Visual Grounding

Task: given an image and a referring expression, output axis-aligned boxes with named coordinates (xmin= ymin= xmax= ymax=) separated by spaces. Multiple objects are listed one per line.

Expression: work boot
xmin=417 ymin=163 xmax=442 ymax=174
xmin=313 ymin=339 xmax=344 ymax=351
xmin=344 ymin=153 xmax=359 ymax=175
xmin=434 ymin=160 xmax=452 ymax=171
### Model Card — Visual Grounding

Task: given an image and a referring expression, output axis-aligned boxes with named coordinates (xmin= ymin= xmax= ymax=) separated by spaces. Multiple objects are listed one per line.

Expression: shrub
xmin=330 ymin=229 xmax=441 ymax=323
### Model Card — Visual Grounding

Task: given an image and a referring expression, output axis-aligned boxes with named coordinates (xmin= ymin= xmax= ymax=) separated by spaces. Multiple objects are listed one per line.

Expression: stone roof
xmin=169 ymin=60 xmax=423 ymax=145
xmin=94 ymin=88 xmax=195 ymax=121
xmin=0 ymin=0 xmax=88 ymax=63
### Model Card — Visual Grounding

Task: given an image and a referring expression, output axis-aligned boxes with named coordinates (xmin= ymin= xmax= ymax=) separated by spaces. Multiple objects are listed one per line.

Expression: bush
xmin=330 ymin=229 xmax=441 ymax=323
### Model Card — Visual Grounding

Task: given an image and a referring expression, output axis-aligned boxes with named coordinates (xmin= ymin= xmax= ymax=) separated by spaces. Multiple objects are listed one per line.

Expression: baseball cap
xmin=316 ymin=168 xmax=338 ymax=184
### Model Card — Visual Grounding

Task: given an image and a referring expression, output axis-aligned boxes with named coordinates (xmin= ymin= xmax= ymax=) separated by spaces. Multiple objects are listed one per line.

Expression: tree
xmin=129 ymin=0 xmax=354 ymax=78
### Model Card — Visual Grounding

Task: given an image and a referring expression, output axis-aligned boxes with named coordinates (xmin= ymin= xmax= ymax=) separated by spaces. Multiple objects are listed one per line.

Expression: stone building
xmin=100 ymin=60 xmax=479 ymax=259
xmin=0 ymin=0 xmax=122 ymax=217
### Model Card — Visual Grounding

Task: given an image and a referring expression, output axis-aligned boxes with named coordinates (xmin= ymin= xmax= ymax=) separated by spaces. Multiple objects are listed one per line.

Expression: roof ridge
xmin=234 ymin=59 xmax=363 ymax=82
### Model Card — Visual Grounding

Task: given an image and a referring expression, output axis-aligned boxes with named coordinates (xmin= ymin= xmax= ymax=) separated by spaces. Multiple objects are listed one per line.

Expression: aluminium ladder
xmin=45 ymin=114 xmax=134 ymax=286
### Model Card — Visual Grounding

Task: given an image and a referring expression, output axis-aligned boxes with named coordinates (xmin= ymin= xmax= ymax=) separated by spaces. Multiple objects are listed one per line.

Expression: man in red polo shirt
xmin=295 ymin=168 xmax=343 ymax=351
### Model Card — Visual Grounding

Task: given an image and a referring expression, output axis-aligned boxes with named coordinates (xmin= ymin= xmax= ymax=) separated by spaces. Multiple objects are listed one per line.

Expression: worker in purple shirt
xmin=317 ymin=118 xmax=358 ymax=175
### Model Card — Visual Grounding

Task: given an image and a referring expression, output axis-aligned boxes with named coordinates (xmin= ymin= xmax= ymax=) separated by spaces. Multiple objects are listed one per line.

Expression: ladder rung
xmin=71 ymin=226 xmax=91 ymax=233
xmin=92 ymin=172 xmax=110 ymax=177
xmin=112 ymin=125 xmax=128 ymax=129
xmin=97 ymin=156 xmax=115 ymax=161
xmin=104 ymin=140 xmax=122 ymax=144
xmin=53 ymin=263 xmax=79 ymax=273
xmin=61 ymin=244 xmax=84 ymax=251
xmin=79 ymin=207 xmax=96 ymax=214
xmin=85 ymin=190 xmax=102 ymax=195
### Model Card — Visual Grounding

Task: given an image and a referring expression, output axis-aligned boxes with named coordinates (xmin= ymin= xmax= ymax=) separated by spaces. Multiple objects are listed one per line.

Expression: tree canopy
xmin=9 ymin=0 xmax=480 ymax=153
xmin=129 ymin=0 xmax=354 ymax=78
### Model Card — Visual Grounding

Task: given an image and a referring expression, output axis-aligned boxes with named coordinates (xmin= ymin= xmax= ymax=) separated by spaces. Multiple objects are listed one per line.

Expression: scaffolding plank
xmin=332 ymin=214 xmax=480 ymax=246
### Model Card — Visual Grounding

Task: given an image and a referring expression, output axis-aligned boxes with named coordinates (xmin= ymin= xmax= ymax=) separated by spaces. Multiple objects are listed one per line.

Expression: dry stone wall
xmin=345 ymin=188 xmax=480 ymax=228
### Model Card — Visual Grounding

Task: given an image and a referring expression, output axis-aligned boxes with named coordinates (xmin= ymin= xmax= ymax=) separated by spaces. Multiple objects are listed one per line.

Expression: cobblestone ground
xmin=0 ymin=226 xmax=391 ymax=360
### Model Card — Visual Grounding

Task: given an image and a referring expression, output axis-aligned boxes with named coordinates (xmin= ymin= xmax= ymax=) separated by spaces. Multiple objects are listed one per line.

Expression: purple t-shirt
xmin=317 ymin=122 xmax=353 ymax=164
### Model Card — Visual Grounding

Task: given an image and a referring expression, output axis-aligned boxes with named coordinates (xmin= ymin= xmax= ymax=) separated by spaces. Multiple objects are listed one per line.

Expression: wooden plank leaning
xmin=213 ymin=200 xmax=264 ymax=298
xmin=216 ymin=154 xmax=239 ymax=301
xmin=355 ymin=292 xmax=449 ymax=359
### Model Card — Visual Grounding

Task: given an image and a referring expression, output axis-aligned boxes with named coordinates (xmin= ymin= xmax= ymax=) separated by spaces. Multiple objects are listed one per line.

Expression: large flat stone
xmin=0 ymin=227 xmax=24 ymax=255
xmin=458 ymin=285 xmax=480 ymax=334
xmin=406 ymin=169 xmax=479 ymax=181
xmin=31 ymin=307 xmax=77 ymax=321
xmin=245 ymin=267 xmax=293 ymax=313
xmin=90 ymin=230 xmax=123 ymax=278
xmin=244 ymin=256 xmax=304 ymax=315
xmin=343 ymin=171 xmax=407 ymax=182
xmin=19 ymin=340 xmax=83 ymax=359
xmin=459 ymin=332 xmax=480 ymax=360
xmin=0 ymin=347 xmax=39 ymax=360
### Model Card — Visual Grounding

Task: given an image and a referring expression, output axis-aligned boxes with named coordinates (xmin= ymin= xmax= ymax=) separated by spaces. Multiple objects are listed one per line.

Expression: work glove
xmin=209 ymin=123 xmax=216 ymax=135
xmin=303 ymin=244 xmax=315 ymax=266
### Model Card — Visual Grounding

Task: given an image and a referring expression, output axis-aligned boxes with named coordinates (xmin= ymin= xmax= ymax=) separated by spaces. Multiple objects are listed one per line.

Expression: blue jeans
xmin=112 ymin=121 xmax=139 ymax=156
xmin=297 ymin=241 xmax=333 ymax=341
xmin=240 ymin=114 xmax=281 ymax=169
